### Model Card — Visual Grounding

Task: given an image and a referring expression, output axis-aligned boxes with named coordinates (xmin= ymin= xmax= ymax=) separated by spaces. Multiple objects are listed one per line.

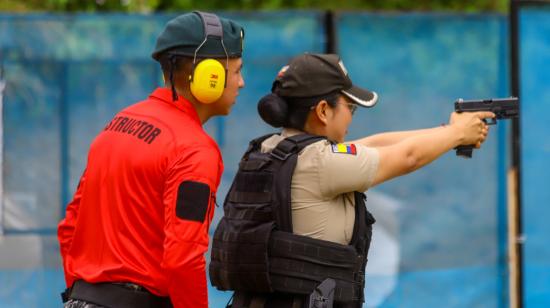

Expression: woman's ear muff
xmin=189 ymin=59 xmax=226 ymax=104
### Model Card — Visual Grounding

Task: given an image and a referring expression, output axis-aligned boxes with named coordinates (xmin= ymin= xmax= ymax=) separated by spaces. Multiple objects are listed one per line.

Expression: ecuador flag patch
xmin=331 ymin=143 xmax=357 ymax=155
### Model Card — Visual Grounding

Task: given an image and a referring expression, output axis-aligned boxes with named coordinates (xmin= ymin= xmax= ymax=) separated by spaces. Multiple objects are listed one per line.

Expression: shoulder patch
xmin=331 ymin=143 xmax=357 ymax=155
xmin=176 ymin=181 xmax=211 ymax=222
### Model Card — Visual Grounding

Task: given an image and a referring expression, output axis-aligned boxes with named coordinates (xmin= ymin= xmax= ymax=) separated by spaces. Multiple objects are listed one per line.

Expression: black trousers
xmin=65 ymin=280 xmax=172 ymax=308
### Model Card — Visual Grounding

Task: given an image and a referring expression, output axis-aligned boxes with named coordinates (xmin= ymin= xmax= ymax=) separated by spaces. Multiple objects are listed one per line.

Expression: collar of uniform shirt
xmin=149 ymin=87 xmax=201 ymax=125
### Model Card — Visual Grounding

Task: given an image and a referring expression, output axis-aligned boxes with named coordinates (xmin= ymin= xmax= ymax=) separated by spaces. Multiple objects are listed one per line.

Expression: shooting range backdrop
xmin=0 ymin=7 xmax=549 ymax=308
xmin=519 ymin=4 xmax=550 ymax=308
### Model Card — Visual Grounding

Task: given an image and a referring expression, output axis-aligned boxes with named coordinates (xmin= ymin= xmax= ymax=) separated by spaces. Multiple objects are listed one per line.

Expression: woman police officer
xmin=209 ymin=53 xmax=494 ymax=308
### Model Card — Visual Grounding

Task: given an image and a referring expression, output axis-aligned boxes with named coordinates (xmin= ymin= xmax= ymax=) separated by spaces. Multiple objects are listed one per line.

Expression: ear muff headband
xmin=190 ymin=11 xmax=229 ymax=104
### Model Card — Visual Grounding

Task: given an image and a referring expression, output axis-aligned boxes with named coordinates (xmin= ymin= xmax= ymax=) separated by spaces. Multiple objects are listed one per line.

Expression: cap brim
xmin=341 ymin=86 xmax=378 ymax=108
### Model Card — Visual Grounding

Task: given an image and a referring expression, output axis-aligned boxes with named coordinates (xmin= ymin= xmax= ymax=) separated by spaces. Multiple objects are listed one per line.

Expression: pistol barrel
xmin=454 ymin=97 xmax=518 ymax=119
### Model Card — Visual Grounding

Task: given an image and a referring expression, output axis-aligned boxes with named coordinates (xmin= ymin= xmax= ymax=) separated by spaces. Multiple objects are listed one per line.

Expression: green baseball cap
xmin=152 ymin=11 xmax=244 ymax=61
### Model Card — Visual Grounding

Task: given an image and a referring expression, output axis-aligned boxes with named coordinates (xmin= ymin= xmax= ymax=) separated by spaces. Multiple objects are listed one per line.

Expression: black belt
xmin=69 ymin=280 xmax=173 ymax=308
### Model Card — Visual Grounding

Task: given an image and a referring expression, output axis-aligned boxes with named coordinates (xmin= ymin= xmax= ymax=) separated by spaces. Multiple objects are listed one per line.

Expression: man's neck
xmin=189 ymin=99 xmax=212 ymax=125
xmin=166 ymin=85 xmax=212 ymax=125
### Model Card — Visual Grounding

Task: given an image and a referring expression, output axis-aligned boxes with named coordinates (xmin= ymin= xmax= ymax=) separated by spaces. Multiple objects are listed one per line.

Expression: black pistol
xmin=454 ymin=97 xmax=519 ymax=158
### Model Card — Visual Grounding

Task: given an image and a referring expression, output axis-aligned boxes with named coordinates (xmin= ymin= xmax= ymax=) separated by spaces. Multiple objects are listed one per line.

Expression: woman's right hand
xmin=449 ymin=111 xmax=495 ymax=147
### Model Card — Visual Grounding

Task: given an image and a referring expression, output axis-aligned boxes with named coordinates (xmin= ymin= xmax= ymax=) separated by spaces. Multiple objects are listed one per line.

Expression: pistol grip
xmin=456 ymin=145 xmax=474 ymax=158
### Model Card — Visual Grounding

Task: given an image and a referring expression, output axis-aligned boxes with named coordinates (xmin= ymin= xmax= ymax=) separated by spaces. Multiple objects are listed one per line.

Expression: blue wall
xmin=0 ymin=9 xmax=548 ymax=307
xmin=338 ymin=13 xmax=509 ymax=308
xmin=519 ymin=6 xmax=550 ymax=308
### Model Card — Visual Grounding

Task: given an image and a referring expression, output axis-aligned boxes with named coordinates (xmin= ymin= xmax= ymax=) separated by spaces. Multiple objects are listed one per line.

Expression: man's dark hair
xmin=158 ymin=54 xmax=194 ymax=84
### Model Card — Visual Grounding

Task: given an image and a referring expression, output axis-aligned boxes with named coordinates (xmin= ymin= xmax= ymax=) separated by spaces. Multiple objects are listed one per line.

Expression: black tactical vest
xmin=209 ymin=133 xmax=376 ymax=307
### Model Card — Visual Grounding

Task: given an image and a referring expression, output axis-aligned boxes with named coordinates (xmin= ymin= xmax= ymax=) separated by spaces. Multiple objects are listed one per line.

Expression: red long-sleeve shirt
xmin=58 ymin=88 xmax=223 ymax=307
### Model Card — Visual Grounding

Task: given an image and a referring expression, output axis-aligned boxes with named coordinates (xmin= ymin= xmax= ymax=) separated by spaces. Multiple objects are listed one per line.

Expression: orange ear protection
xmin=189 ymin=11 xmax=229 ymax=104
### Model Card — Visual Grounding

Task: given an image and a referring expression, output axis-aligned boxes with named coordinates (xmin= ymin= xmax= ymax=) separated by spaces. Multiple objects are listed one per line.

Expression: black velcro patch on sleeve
xmin=176 ymin=181 xmax=210 ymax=222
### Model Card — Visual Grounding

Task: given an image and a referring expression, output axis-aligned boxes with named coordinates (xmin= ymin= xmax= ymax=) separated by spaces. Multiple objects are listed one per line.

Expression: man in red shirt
xmin=58 ymin=11 xmax=245 ymax=308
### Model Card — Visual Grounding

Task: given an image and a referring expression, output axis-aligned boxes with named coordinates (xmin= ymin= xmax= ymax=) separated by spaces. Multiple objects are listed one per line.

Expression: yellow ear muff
xmin=190 ymin=59 xmax=226 ymax=104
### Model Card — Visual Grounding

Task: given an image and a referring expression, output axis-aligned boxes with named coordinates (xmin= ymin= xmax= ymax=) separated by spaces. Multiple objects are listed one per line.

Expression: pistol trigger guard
xmin=485 ymin=118 xmax=496 ymax=125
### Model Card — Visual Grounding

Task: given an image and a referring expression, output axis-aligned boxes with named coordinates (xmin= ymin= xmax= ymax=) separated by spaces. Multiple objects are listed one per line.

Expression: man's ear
xmin=313 ymin=100 xmax=330 ymax=125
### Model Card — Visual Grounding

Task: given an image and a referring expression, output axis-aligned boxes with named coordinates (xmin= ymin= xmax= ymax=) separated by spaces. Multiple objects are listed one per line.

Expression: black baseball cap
xmin=152 ymin=12 xmax=244 ymax=61
xmin=273 ymin=53 xmax=378 ymax=108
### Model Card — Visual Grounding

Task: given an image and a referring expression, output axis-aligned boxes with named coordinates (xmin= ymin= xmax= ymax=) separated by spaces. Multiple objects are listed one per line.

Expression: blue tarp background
xmin=519 ymin=6 xmax=550 ymax=308
xmin=338 ymin=12 xmax=508 ymax=308
xmin=0 ymin=8 xmax=548 ymax=307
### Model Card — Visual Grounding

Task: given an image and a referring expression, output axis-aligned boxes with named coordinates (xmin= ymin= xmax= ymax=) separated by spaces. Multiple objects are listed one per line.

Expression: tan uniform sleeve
xmin=317 ymin=142 xmax=379 ymax=198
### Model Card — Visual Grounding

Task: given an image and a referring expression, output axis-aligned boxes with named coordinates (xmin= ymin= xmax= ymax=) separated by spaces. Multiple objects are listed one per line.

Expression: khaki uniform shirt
xmin=261 ymin=128 xmax=379 ymax=245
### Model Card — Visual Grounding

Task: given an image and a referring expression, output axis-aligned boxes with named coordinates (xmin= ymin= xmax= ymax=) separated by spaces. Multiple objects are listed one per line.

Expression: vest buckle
xmin=270 ymin=147 xmax=293 ymax=161
xmin=354 ymin=271 xmax=365 ymax=284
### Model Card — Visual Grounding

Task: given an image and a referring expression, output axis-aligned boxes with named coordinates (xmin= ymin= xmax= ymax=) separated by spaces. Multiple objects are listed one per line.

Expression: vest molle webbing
xmin=209 ymin=134 xmax=376 ymax=306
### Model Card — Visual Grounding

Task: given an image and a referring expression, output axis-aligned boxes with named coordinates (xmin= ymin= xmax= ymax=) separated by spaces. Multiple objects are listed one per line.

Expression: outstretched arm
xmin=371 ymin=111 xmax=494 ymax=187
xmin=352 ymin=127 xmax=444 ymax=147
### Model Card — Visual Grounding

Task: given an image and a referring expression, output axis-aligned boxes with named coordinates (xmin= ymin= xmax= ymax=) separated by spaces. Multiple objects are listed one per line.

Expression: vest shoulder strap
xmin=270 ymin=133 xmax=326 ymax=161
xmin=241 ymin=133 xmax=276 ymax=160
xmin=269 ymin=133 xmax=326 ymax=232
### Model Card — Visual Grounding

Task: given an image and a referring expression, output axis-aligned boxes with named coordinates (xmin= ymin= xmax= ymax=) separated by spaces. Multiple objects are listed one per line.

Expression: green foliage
xmin=1 ymin=0 xmax=509 ymax=13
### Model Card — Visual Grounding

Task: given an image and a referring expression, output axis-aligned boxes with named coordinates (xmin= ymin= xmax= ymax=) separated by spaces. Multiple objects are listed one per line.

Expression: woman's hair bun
xmin=257 ymin=93 xmax=289 ymax=128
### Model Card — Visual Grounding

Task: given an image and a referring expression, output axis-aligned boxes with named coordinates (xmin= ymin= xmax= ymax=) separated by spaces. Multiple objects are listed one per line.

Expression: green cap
xmin=152 ymin=11 xmax=244 ymax=61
